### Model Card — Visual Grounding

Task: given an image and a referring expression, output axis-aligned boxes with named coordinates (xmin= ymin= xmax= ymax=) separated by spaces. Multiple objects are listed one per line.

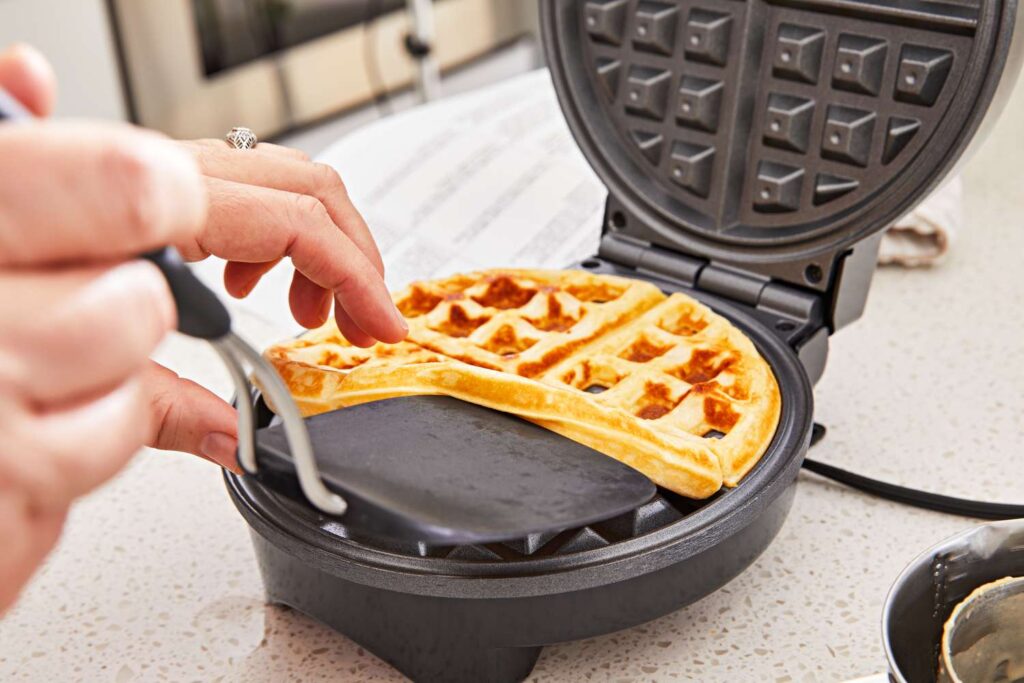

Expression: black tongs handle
xmin=142 ymin=248 xmax=231 ymax=340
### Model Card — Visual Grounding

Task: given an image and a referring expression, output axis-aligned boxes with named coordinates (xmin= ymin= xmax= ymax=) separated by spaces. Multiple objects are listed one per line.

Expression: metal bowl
xmin=882 ymin=519 xmax=1024 ymax=682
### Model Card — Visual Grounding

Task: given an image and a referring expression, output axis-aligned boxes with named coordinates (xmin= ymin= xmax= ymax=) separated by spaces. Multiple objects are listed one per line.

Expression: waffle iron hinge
xmin=597 ymin=232 xmax=838 ymax=384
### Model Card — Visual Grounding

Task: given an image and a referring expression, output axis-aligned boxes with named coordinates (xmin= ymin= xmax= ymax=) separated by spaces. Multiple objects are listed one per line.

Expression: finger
xmin=223 ymin=258 xmax=281 ymax=298
xmin=288 ymin=269 xmax=333 ymax=329
xmin=0 ymin=261 xmax=175 ymax=405
xmin=0 ymin=497 xmax=65 ymax=615
xmin=195 ymin=178 xmax=407 ymax=342
xmin=182 ymin=141 xmax=384 ymax=274
xmin=333 ymin=306 xmax=376 ymax=348
xmin=144 ymin=363 xmax=241 ymax=473
xmin=0 ymin=44 xmax=56 ymax=117
xmin=224 ymin=258 xmax=334 ymax=329
xmin=0 ymin=122 xmax=206 ymax=266
xmin=4 ymin=377 xmax=153 ymax=510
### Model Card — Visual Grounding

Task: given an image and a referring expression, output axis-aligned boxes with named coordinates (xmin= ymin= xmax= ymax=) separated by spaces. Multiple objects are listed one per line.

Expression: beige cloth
xmin=879 ymin=176 xmax=961 ymax=267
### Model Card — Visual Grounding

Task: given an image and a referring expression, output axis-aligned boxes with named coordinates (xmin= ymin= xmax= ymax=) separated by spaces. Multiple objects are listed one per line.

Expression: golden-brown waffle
xmin=392 ymin=269 xmax=666 ymax=377
xmin=265 ymin=269 xmax=781 ymax=498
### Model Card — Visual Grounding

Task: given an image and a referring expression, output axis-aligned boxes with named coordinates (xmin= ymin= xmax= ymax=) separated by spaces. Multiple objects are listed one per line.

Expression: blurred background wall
xmin=0 ymin=1 xmax=540 ymax=140
xmin=0 ymin=0 xmax=127 ymax=119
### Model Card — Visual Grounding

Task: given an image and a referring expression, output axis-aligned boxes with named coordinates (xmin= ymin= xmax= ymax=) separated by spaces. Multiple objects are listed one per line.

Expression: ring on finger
xmin=225 ymin=127 xmax=258 ymax=151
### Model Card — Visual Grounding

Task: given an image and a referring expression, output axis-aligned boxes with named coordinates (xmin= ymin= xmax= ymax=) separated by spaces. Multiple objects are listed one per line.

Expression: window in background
xmin=110 ymin=0 xmax=530 ymax=139
xmin=193 ymin=0 xmax=406 ymax=76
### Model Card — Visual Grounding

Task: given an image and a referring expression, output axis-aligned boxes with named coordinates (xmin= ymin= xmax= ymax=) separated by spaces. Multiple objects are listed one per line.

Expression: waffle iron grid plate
xmin=547 ymin=0 xmax=1021 ymax=288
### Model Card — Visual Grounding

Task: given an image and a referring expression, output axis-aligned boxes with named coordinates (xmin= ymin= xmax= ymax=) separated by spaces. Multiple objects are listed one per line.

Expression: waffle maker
xmin=225 ymin=1 xmax=1024 ymax=680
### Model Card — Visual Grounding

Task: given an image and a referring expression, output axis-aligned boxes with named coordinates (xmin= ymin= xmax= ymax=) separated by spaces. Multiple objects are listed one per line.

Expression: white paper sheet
xmin=317 ymin=69 xmax=605 ymax=289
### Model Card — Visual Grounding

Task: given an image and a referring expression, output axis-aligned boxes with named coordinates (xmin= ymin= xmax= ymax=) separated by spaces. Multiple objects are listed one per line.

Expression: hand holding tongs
xmin=0 ymin=86 xmax=346 ymax=517
xmin=0 ymin=86 xmax=659 ymax=545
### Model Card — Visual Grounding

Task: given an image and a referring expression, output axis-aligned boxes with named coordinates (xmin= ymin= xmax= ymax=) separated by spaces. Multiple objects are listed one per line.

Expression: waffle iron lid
xmin=541 ymin=0 xmax=1022 ymax=286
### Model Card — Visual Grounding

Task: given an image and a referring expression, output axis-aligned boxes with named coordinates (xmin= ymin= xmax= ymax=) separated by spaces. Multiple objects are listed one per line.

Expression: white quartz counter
xmin=1 ymin=76 xmax=1022 ymax=682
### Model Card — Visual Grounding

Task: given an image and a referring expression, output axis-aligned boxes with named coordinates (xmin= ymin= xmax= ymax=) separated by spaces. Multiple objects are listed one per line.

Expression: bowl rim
xmin=880 ymin=518 xmax=1024 ymax=682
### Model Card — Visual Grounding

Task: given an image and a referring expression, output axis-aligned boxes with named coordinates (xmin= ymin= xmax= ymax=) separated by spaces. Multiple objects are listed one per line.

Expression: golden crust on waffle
xmin=265 ymin=269 xmax=781 ymax=498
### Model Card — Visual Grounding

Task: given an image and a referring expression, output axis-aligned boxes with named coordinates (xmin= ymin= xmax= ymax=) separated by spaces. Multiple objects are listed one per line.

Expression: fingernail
xmin=200 ymin=432 xmax=238 ymax=469
xmin=393 ymin=302 xmax=409 ymax=333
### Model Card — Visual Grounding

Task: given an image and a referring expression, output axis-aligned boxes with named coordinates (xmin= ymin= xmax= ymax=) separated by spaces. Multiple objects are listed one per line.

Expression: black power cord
xmin=802 ymin=425 xmax=1024 ymax=520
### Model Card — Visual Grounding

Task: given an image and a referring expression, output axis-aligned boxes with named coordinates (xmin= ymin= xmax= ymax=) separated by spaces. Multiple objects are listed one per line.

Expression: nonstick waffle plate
xmin=543 ymin=0 xmax=1023 ymax=285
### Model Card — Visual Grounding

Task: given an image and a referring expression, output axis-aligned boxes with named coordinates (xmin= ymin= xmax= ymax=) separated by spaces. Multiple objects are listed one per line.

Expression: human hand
xmin=0 ymin=41 xmax=407 ymax=612
xmin=0 ymin=44 xmax=208 ymax=612
xmin=174 ymin=137 xmax=408 ymax=347
xmin=142 ymin=108 xmax=411 ymax=473
xmin=137 ymin=134 xmax=412 ymax=469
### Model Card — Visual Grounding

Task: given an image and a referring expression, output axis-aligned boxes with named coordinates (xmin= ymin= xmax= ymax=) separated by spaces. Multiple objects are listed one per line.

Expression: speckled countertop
xmin=2 ymin=76 xmax=1023 ymax=682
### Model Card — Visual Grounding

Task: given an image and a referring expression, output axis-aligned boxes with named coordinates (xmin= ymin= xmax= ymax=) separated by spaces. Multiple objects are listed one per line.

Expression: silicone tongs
xmin=142 ymin=249 xmax=349 ymax=517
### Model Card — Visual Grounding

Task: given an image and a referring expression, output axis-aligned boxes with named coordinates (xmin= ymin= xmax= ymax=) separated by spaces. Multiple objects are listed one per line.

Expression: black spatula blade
xmin=252 ymin=396 xmax=656 ymax=545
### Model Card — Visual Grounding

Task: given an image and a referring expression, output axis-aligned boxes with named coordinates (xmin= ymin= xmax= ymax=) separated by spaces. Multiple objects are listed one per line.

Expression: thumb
xmin=144 ymin=362 xmax=242 ymax=473
xmin=0 ymin=44 xmax=56 ymax=117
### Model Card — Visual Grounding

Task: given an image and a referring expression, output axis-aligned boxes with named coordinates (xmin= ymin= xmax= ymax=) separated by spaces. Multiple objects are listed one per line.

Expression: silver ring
xmin=226 ymin=127 xmax=258 ymax=150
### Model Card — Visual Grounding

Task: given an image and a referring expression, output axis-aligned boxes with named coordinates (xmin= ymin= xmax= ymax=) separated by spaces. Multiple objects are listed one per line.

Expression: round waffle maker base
xmin=225 ymin=276 xmax=813 ymax=683
xmin=226 ymin=0 xmax=1022 ymax=678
